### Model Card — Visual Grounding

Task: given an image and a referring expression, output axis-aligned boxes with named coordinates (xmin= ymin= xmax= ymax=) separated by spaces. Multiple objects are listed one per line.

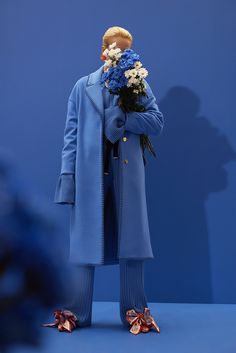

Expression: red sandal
xmin=126 ymin=307 xmax=161 ymax=335
xmin=42 ymin=309 xmax=79 ymax=332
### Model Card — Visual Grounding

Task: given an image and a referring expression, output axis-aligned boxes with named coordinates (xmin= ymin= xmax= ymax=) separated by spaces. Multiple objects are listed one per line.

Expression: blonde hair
xmin=102 ymin=26 xmax=133 ymax=51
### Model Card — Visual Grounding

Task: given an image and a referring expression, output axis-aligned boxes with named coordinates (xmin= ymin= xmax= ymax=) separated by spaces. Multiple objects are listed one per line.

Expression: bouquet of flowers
xmin=100 ymin=42 xmax=157 ymax=161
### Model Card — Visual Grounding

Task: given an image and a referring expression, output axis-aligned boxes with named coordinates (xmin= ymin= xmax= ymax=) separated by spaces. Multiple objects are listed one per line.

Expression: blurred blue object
xmin=0 ymin=155 xmax=70 ymax=351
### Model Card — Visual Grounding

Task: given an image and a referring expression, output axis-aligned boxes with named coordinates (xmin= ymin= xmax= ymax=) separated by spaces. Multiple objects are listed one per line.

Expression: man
xmin=43 ymin=26 xmax=164 ymax=334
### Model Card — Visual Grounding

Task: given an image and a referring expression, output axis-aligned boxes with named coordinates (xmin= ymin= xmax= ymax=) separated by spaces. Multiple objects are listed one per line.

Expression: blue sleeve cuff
xmin=54 ymin=173 xmax=75 ymax=204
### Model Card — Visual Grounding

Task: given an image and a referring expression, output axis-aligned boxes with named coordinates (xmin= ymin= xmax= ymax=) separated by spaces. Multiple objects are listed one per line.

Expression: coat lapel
xmin=85 ymin=64 xmax=105 ymax=118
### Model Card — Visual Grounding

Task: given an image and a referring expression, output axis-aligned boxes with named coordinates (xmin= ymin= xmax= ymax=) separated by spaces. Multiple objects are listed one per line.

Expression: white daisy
xmin=139 ymin=68 xmax=148 ymax=78
xmin=129 ymin=68 xmax=138 ymax=78
xmin=128 ymin=76 xmax=139 ymax=85
xmin=134 ymin=61 xmax=142 ymax=69
xmin=109 ymin=41 xmax=117 ymax=49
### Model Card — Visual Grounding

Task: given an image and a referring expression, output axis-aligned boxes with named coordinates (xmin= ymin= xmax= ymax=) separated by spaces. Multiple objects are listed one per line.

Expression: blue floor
xmin=11 ymin=301 xmax=236 ymax=353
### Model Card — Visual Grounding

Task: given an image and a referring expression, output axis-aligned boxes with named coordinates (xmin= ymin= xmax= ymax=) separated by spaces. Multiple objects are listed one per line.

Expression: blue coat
xmin=54 ymin=64 xmax=164 ymax=266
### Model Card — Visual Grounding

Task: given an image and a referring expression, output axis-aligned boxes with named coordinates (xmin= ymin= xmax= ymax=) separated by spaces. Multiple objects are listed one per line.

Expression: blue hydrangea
xmin=100 ymin=48 xmax=141 ymax=92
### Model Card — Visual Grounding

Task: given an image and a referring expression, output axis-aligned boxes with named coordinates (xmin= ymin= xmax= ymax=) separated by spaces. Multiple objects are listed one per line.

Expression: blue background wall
xmin=1 ymin=0 xmax=235 ymax=304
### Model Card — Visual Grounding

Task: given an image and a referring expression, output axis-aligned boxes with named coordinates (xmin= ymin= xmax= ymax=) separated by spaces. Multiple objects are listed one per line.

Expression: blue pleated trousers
xmin=65 ymin=149 xmax=148 ymax=327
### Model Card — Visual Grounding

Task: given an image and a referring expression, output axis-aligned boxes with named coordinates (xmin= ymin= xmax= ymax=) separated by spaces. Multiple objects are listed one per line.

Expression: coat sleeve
xmin=124 ymin=80 xmax=164 ymax=135
xmin=54 ymin=84 xmax=78 ymax=205
xmin=54 ymin=173 xmax=75 ymax=204
xmin=103 ymin=80 xmax=164 ymax=143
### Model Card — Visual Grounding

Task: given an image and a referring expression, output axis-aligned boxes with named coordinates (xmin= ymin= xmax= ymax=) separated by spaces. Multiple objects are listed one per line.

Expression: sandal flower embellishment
xmin=126 ymin=307 xmax=160 ymax=335
xmin=42 ymin=309 xmax=79 ymax=332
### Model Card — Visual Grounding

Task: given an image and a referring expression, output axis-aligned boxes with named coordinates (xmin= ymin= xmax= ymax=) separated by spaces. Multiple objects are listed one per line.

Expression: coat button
xmin=122 ymin=136 xmax=128 ymax=142
xmin=123 ymin=159 xmax=128 ymax=164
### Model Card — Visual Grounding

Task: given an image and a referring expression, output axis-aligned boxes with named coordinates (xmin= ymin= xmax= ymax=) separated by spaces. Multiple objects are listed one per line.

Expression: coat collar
xmin=85 ymin=64 xmax=105 ymax=118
